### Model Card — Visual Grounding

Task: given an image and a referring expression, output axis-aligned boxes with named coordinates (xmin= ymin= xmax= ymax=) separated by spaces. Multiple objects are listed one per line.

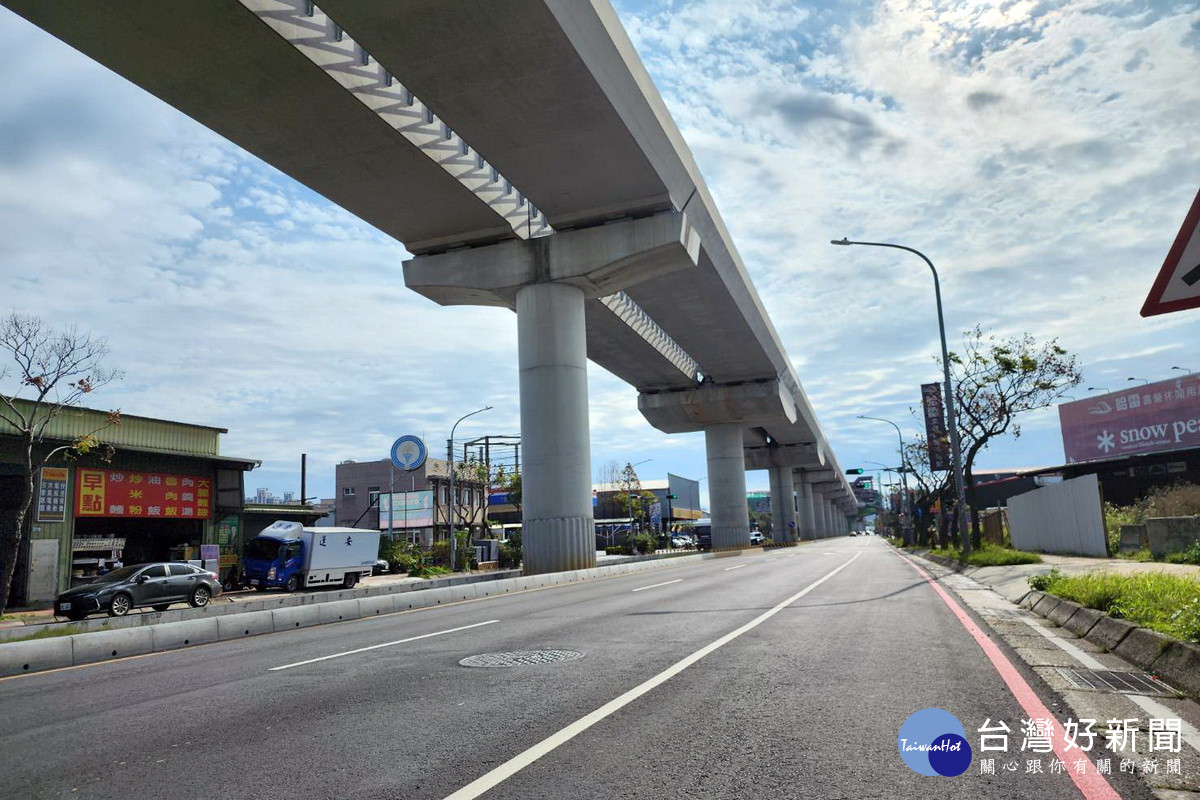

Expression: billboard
xmin=921 ymin=382 xmax=951 ymax=471
xmin=379 ymin=490 xmax=434 ymax=529
xmin=75 ymin=469 xmax=212 ymax=519
xmin=1059 ymin=375 xmax=1200 ymax=464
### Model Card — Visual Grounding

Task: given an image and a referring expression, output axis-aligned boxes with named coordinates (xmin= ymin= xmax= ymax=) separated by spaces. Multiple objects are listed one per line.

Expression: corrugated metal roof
xmin=1 ymin=396 xmax=227 ymax=458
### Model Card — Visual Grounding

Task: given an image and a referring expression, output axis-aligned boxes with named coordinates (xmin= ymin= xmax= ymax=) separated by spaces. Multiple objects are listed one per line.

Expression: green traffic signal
xmin=845 ymin=468 xmax=864 ymax=475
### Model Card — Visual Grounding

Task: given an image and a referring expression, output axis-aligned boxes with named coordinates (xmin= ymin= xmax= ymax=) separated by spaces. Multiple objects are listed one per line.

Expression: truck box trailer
xmin=242 ymin=521 xmax=380 ymax=591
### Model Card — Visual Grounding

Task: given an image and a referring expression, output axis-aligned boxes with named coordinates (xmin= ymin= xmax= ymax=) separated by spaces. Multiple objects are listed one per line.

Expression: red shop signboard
xmin=75 ymin=469 xmax=212 ymax=520
xmin=1059 ymin=375 xmax=1200 ymax=464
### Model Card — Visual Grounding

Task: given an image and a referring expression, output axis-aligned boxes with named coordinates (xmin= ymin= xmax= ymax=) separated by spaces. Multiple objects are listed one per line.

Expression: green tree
xmin=947 ymin=326 xmax=1082 ymax=548
xmin=0 ymin=313 xmax=122 ymax=612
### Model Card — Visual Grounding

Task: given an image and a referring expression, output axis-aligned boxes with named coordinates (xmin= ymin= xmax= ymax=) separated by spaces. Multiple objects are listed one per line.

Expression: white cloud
xmin=2 ymin=1 xmax=1198 ymax=503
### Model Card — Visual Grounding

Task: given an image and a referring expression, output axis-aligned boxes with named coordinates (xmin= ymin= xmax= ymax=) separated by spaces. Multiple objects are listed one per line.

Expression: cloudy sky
xmin=1 ymin=0 xmax=1198 ymax=505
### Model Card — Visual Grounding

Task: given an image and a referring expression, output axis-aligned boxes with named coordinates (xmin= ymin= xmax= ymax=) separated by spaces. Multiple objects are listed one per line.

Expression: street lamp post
xmin=448 ymin=405 xmax=492 ymax=571
xmin=831 ymin=238 xmax=971 ymax=553
xmin=1127 ymin=377 xmax=1150 ymax=386
xmin=858 ymin=415 xmax=912 ymax=543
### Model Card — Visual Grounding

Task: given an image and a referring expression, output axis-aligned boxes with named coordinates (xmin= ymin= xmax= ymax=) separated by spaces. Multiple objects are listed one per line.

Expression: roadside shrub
xmin=499 ymin=531 xmax=522 ymax=570
xmin=628 ymin=534 xmax=657 ymax=554
xmin=429 ymin=540 xmax=451 ymax=566
xmin=605 ymin=545 xmax=630 ymax=556
xmin=380 ymin=537 xmax=421 ymax=574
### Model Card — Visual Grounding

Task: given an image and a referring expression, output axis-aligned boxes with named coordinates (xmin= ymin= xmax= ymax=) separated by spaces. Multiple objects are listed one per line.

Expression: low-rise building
xmin=0 ymin=398 xmax=259 ymax=605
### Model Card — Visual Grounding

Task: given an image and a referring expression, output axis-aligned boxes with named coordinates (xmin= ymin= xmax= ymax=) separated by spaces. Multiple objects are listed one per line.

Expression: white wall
xmin=1008 ymin=473 xmax=1107 ymax=557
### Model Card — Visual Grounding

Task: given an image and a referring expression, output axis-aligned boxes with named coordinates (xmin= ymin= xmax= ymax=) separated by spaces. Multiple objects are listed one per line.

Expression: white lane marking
xmin=1018 ymin=616 xmax=1200 ymax=753
xmin=631 ymin=579 xmax=683 ymax=593
xmin=269 ymin=620 xmax=499 ymax=671
xmin=723 ymin=564 xmax=747 ymax=572
xmin=442 ymin=552 xmax=862 ymax=800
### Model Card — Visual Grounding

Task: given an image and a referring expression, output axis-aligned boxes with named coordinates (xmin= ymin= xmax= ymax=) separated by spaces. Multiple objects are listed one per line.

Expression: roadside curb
xmin=0 ymin=551 xmax=720 ymax=677
xmin=907 ymin=550 xmax=1200 ymax=699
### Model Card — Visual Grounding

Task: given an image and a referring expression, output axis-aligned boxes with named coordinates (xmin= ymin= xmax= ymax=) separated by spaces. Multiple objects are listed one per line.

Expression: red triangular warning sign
xmin=1142 ymin=187 xmax=1200 ymax=317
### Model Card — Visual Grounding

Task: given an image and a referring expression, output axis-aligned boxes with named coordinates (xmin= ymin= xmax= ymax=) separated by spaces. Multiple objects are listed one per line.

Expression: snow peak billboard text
xmin=1059 ymin=375 xmax=1200 ymax=463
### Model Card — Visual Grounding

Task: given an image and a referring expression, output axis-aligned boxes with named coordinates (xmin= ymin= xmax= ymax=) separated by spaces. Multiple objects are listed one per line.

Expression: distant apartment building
xmin=335 ymin=457 xmax=487 ymax=546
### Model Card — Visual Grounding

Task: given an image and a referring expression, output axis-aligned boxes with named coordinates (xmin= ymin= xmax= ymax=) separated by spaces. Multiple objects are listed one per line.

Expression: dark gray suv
xmin=55 ymin=563 xmax=221 ymax=620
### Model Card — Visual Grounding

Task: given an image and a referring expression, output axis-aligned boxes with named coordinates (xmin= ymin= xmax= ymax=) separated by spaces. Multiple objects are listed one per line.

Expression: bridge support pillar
xmin=517 ymin=282 xmax=596 ymax=574
xmin=768 ymin=466 xmax=796 ymax=545
xmin=798 ymin=474 xmax=816 ymax=540
xmin=811 ymin=488 xmax=826 ymax=538
xmin=705 ymin=423 xmax=750 ymax=550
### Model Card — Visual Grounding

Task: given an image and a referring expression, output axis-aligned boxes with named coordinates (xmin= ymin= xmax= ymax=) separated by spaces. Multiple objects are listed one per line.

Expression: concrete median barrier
xmin=152 ymin=618 xmax=220 ymax=651
xmin=271 ymin=604 xmax=321 ymax=632
xmin=357 ymin=595 xmax=397 ymax=617
xmin=0 ymin=637 xmax=74 ymax=677
xmin=216 ymin=610 xmax=275 ymax=641
xmin=318 ymin=599 xmax=362 ymax=624
xmin=72 ymin=627 xmax=155 ymax=665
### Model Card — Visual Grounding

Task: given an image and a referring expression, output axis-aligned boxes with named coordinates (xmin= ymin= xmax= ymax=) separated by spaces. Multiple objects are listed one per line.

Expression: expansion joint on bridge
xmin=240 ymin=0 xmax=552 ymax=240
xmin=598 ymin=292 xmax=703 ymax=382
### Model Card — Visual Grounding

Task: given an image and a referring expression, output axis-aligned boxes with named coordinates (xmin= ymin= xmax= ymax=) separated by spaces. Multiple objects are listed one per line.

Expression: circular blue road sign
xmin=390 ymin=435 xmax=427 ymax=471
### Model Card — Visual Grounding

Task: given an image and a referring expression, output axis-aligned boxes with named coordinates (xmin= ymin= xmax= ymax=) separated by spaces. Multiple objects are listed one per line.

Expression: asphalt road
xmin=0 ymin=537 xmax=1156 ymax=800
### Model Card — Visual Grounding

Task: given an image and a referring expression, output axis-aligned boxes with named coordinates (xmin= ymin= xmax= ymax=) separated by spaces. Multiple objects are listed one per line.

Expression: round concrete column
xmin=768 ymin=466 xmax=797 ymax=544
xmin=825 ymin=501 xmax=835 ymax=538
xmin=705 ymin=423 xmax=750 ymax=550
xmin=798 ymin=475 xmax=816 ymax=540
xmin=811 ymin=489 xmax=826 ymax=538
xmin=517 ymin=283 xmax=595 ymax=574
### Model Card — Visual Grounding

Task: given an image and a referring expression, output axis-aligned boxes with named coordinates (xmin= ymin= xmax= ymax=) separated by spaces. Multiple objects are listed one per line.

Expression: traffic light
xmin=666 ymin=494 xmax=678 ymax=500
xmin=845 ymin=468 xmax=864 ymax=475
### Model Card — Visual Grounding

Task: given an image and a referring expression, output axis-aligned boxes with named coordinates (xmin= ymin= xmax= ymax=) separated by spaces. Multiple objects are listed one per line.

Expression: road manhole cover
xmin=1055 ymin=668 xmax=1179 ymax=697
xmin=459 ymin=650 xmax=585 ymax=668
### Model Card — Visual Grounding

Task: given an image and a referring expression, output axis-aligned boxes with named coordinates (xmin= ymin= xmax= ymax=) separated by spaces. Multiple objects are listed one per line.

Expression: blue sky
xmin=1 ymin=1 xmax=1198 ymax=505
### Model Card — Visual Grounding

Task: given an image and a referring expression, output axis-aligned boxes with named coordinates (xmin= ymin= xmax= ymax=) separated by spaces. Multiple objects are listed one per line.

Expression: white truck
xmin=242 ymin=521 xmax=380 ymax=591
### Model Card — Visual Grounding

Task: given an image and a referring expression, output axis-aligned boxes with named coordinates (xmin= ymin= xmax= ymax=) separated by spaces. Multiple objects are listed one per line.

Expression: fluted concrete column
xmin=705 ymin=423 xmax=750 ymax=550
xmin=518 ymin=283 xmax=595 ymax=573
xmin=826 ymin=502 xmax=836 ymax=538
xmin=811 ymin=489 xmax=826 ymax=538
xmin=768 ymin=466 xmax=797 ymax=544
xmin=798 ymin=474 xmax=816 ymax=540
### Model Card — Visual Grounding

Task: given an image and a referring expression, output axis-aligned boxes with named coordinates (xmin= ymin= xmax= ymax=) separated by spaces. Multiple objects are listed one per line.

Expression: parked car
xmin=670 ymin=535 xmax=693 ymax=549
xmin=749 ymin=532 xmax=766 ymax=546
xmin=373 ymin=558 xmax=390 ymax=575
xmin=55 ymin=562 xmax=221 ymax=620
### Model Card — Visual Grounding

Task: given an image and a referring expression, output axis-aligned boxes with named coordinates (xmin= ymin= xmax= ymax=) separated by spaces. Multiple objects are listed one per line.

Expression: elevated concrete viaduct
xmin=4 ymin=0 xmax=860 ymax=569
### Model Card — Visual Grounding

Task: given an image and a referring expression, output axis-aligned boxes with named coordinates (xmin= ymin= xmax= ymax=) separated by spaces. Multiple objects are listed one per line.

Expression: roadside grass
xmin=928 ymin=542 xmax=1042 ymax=567
xmin=10 ymin=625 xmax=79 ymax=643
xmin=1030 ymin=569 xmax=1200 ymax=643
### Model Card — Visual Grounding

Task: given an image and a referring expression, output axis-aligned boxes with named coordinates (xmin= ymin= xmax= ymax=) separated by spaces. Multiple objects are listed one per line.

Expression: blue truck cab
xmin=242 ymin=520 xmax=379 ymax=592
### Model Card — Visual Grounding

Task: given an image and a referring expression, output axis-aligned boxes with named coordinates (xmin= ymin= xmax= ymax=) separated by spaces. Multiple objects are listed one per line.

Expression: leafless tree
xmin=0 ymin=313 xmax=122 ymax=612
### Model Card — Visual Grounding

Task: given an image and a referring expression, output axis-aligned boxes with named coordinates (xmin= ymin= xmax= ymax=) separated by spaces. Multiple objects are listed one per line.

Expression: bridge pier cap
xmin=403 ymin=211 xmax=699 ymax=307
